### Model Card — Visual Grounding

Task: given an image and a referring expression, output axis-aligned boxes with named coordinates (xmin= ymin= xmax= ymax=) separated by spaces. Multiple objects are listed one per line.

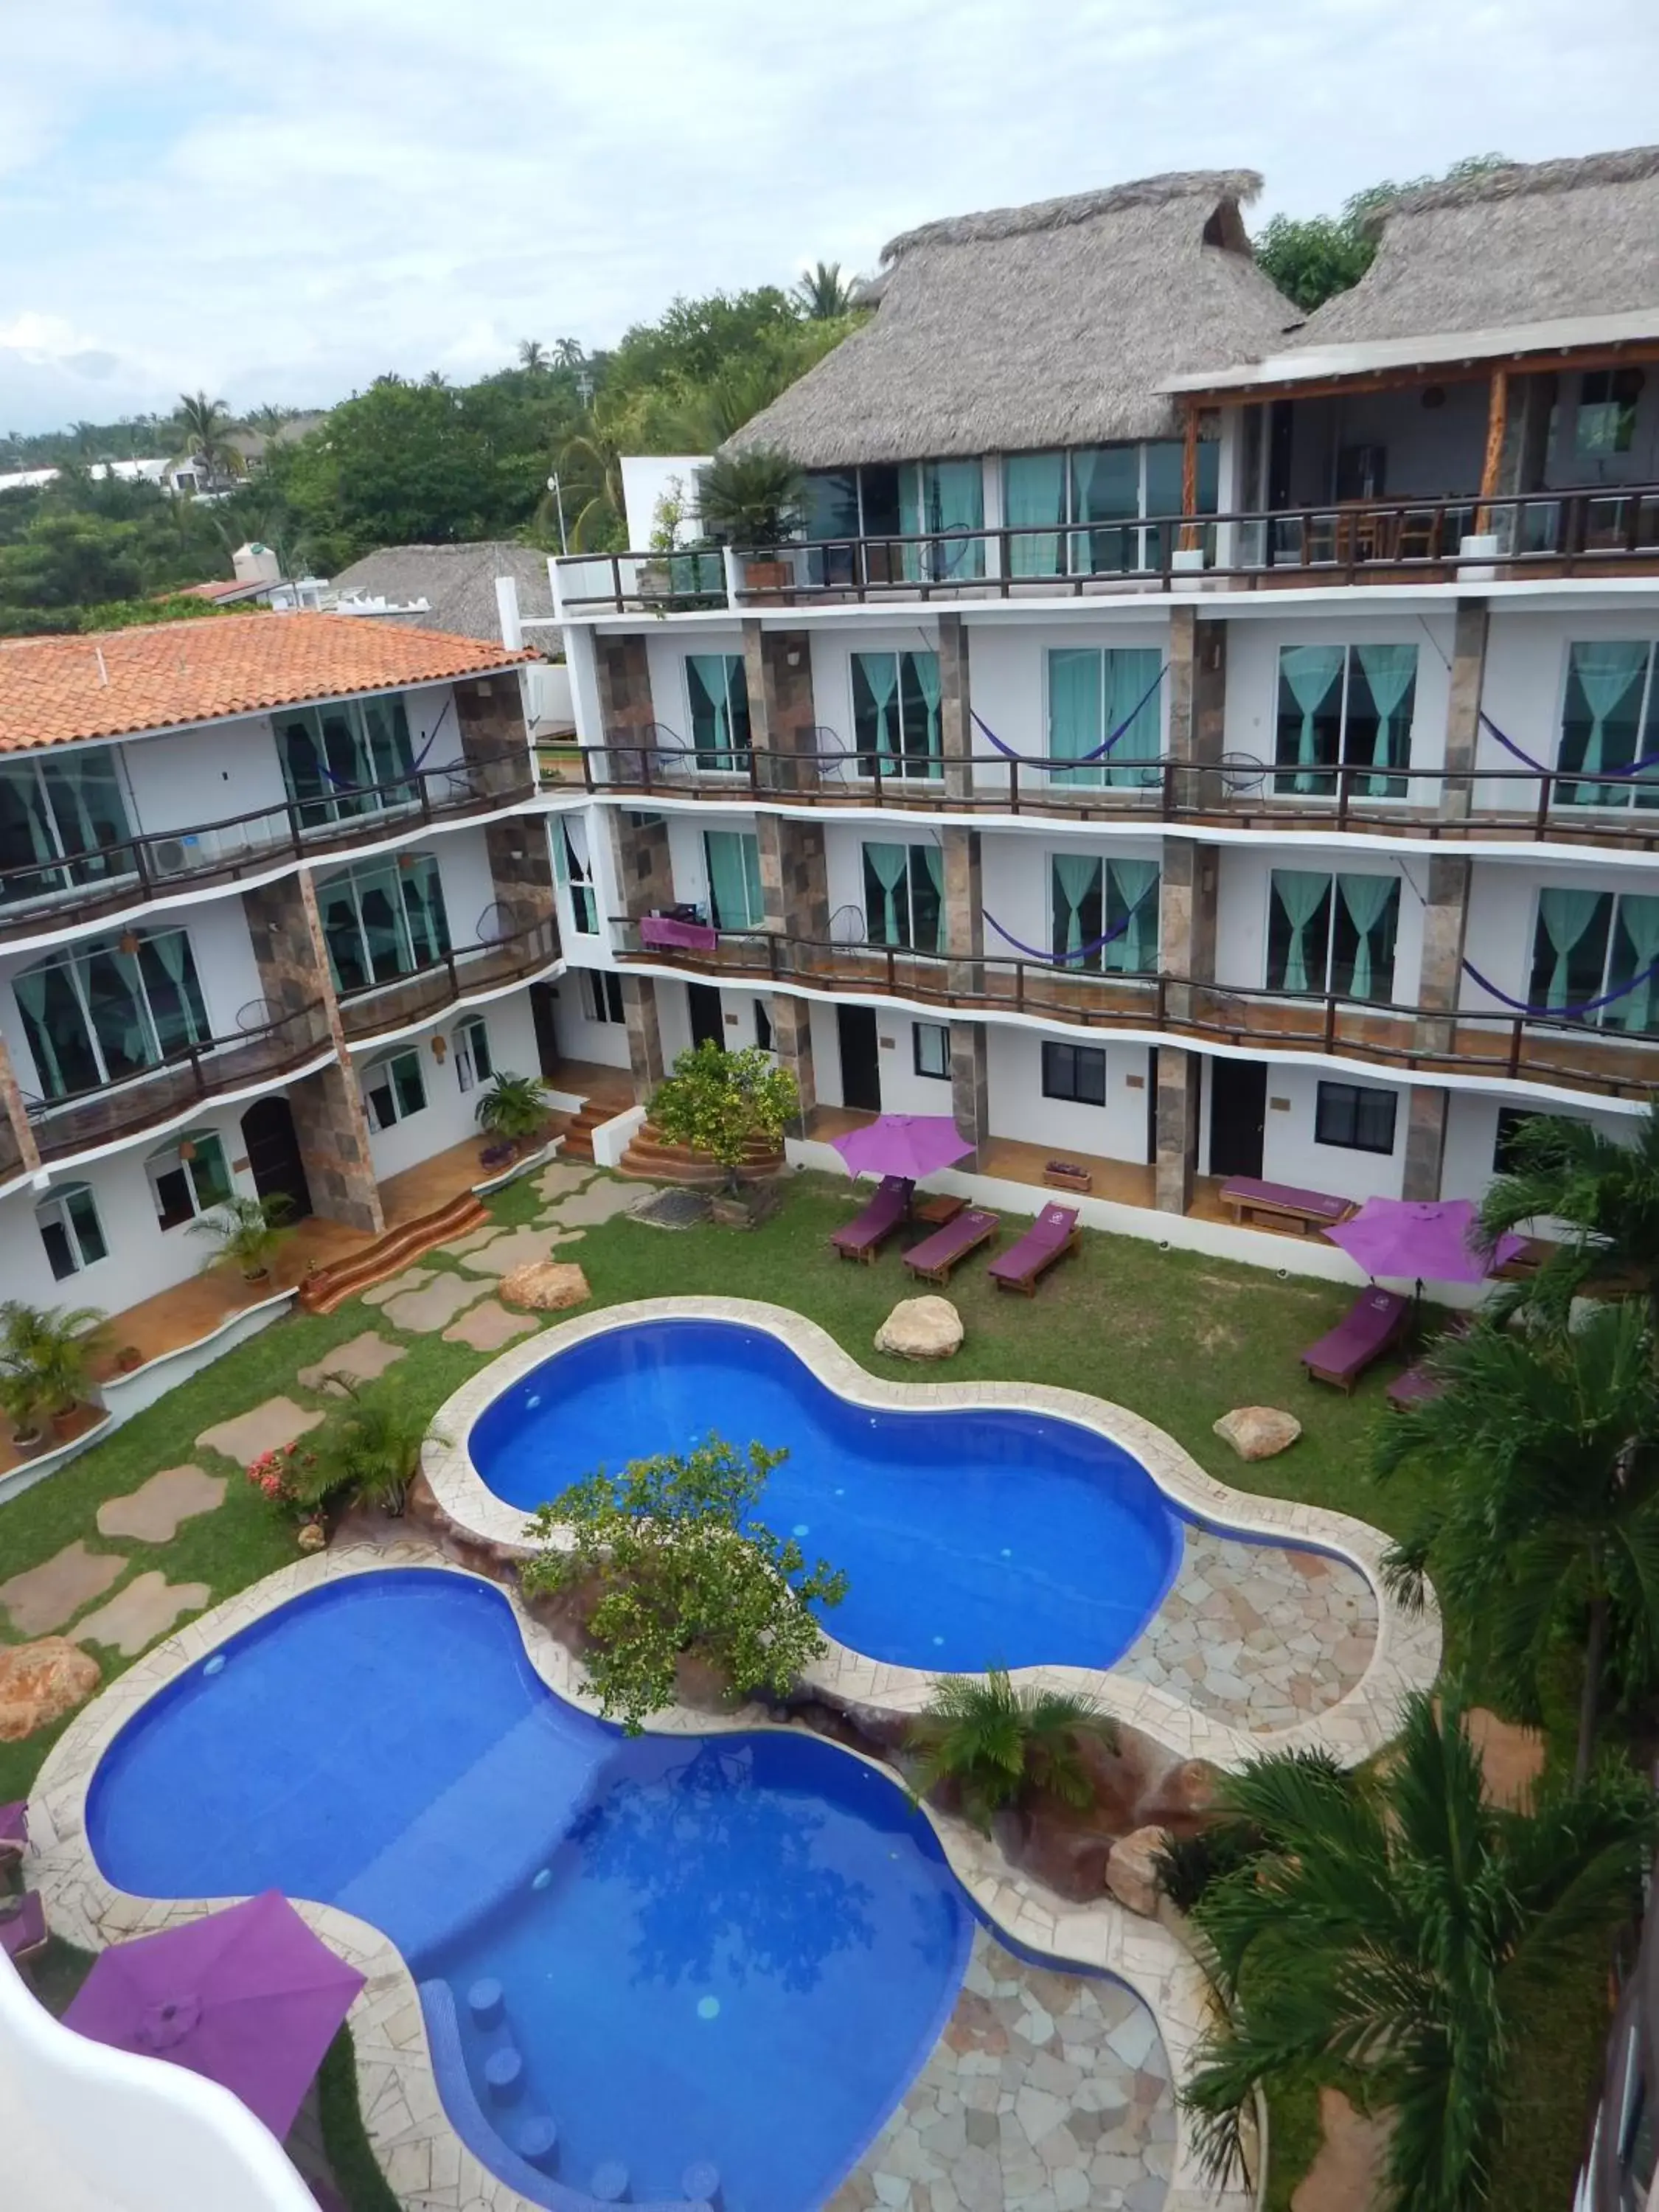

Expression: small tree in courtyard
xmin=520 ymin=1434 xmax=846 ymax=1733
xmin=649 ymin=1040 xmax=798 ymax=1192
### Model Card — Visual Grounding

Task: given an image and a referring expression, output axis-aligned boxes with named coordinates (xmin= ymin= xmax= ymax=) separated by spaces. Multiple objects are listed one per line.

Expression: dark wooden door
xmin=240 ymin=1096 xmax=313 ymax=1221
xmin=688 ymin=984 xmax=726 ymax=1051
xmin=1208 ymin=1058 xmax=1267 ymax=1179
xmin=529 ymin=981 xmax=560 ymax=1077
xmin=838 ymin=1004 xmax=882 ymax=1113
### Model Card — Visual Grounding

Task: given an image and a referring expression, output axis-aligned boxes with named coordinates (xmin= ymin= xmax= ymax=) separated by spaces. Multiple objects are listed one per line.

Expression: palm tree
xmin=552 ymin=337 xmax=585 ymax=369
xmin=905 ymin=1666 xmax=1115 ymax=1832
xmin=473 ymin=1070 xmax=552 ymax=1157
xmin=1479 ymin=1102 xmax=1659 ymax=1327
xmin=302 ymin=1380 xmax=436 ymax=1517
xmin=1375 ymin=1303 xmax=1659 ymax=1781
xmin=175 ymin=391 xmax=238 ymax=483
xmin=793 ymin=260 xmax=857 ymax=319
xmin=553 ymin=413 xmax=627 ymax=549
xmin=517 ymin=339 xmax=549 ymax=373
xmin=1183 ymin=1692 xmax=1655 ymax=2211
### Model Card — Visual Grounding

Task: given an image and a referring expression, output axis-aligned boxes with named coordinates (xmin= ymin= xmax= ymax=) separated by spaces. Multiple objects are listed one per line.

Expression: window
xmin=852 ymin=652 xmax=942 ymax=779
xmin=1006 ymin=441 xmax=1220 ymax=580
xmin=1315 ymin=1081 xmax=1398 ymax=1154
xmin=1576 ymin=367 xmax=1644 ymax=457
xmin=147 ymin=1130 xmax=232 ymax=1231
xmin=1041 ymin=1039 xmax=1107 ymax=1106
xmin=361 ymin=1049 xmax=426 ymax=1133
xmin=1267 ymin=871 xmax=1399 ymax=1002
xmin=578 ymin=967 xmax=625 ymax=1025
xmin=0 ymin=753 xmax=134 ymax=911
xmin=1050 ymin=855 xmax=1160 ymax=973
xmin=901 ymin=461 xmax=984 ymax=581
xmin=1493 ymin=1107 xmax=1548 ymax=1174
xmin=15 ymin=925 xmax=210 ymax=1101
xmin=1046 ymin=649 xmax=1163 ymax=788
xmin=703 ymin=830 xmax=764 ymax=930
xmin=686 ymin=655 xmax=751 ymax=771
xmin=1554 ymin=641 xmax=1659 ymax=809
xmin=913 ymin=1021 xmax=950 ymax=1079
xmin=275 ymin=695 xmax=417 ymax=830
xmin=35 ymin=1182 xmax=108 ymax=1279
xmin=552 ymin=815 xmax=599 ymax=933
xmin=1274 ymin=644 xmax=1417 ymax=799
xmin=754 ymin=998 xmax=773 ymax=1053
xmin=801 ymin=463 xmax=983 ymax=584
xmin=453 ymin=1016 xmax=492 ymax=1092
xmin=862 ymin=841 xmax=944 ymax=952
xmin=316 ymin=852 xmax=450 ymax=993
xmin=1527 ymin=886 xmax=1659 ymax=1032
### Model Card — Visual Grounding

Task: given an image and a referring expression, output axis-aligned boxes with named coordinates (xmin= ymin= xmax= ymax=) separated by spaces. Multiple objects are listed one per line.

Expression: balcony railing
xmin=336 ymin=914 xmax=562 ymax=1043
xmin=611 ymin=918 xmax=1659 ymax=1102
xmin=554 ymin=483 xmax=1659 ymax=612
xmin=0 ymin=742 xmax=537 ymax=946
xmin=582 ymin=740 xmax=1659 ymax=852
xmin=23 ymin=1001 xmax=335 ymax=1165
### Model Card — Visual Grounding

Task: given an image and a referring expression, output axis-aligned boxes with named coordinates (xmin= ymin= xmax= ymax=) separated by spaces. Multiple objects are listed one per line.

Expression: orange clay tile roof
xmin=0 ymin=611 xmax=533 ymax=754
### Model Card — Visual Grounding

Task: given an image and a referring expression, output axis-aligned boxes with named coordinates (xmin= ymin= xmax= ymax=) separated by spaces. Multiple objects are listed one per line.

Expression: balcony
xmin=336 ymin=915 xmax=562 ymax=1045
xmin=611 ymin=919 xmax=1659 ymax=1102
xmin=24 ymin=1001 xmax=335 ymax=1166
xmin=554 ymin=482 xmax=1659 ymax=613
xmin=580 ymin=740 xmax=1659 ymax=856
xmin=0 ymin=743 xmax=537 ymax=948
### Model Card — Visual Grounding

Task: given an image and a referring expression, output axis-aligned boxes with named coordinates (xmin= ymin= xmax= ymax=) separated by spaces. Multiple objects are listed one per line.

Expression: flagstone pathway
xmin=95 ymin=1466 xmax=226 ymax=1545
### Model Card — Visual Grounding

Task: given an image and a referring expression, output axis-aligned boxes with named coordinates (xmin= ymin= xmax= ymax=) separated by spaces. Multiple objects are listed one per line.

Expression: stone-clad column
xmin=1154 ymin=1050 xmax=1201 ymax=1216
xmin=1402 ymin=1087 xmax=1450 ymax=1203
xmin=949 ymin=1020 xmax=990 ymax=1161
xmin=482 ymin=818 xmax=558 ymax=937
xmin=742 ymin=624 xmax=818 ymax=793
xmin=768 ymin=994 xmax=815 ymax=1138
xmin=1439 ymin=599 xmax=1489 ymax=823
xmin=620 ymin=975 xmax=665 ymax=1094
xmin=1158 ymin=840 xmax=1216 ymax=1019
xmin=453 ymin=673 xmax=532 ymax=800
xmin=940 ymin=826 xmax=983 ymax=1000
xmin=594 ymin=633 xmax=657 ymax=782
xmin=757 ymin=814 xmax=830 ymax=982
xmin=603 ymin=807 xmax=675 ymax=921
xmin=937 ymin=613 xmax=973 ymax=804
xmin=1165 ymin=609 xmax=1227 ymax=804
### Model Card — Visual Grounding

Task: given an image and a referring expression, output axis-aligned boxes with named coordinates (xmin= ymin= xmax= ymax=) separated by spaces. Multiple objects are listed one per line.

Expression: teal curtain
xmin=1048 ymin=649 xmax=1103 ymax=787
xmin=855 ymin=653 xmax=901 ymax=761
xmin=1006 ymin=452 xmax=1065 ymax=577
xmin=864 ymin=841 xmax=909 ymax=943
xmin=1105 ymin=858 xmax=1159 ymax=974
xmin=1102 ymin=649 xmax=1161 ymax=790
xmin=1272 ymin=871 xmax=1331 ymax=994
xmin=1353 ymin=644 xmax=1417 ymax=796
xmin=917 ymin=842 xmax=945 ymax=950
xmin=1537 ymin=886 xmax=1605 ymax=1009
xmin=901 ymin=462 xmax=984 ymax=580
xmin=907 ymin=651 xmax=942 ymax=776
xmin=689 ymin=655 xmax=746 ymax=768
xmin=1051 ymin=855 xmax=1101 ymax=960
xmin=1280 ymin=646 xmax=1343 ymax=794
xmin=1567 ymin=641 xmax=1647 ymax=804
xmin=1338 ymin=874 xmax=1395 ymax=1001
xmin=706 ymin=830 xmax=762 ymax=929
xmin=1607 ymin=895 xmax=1659 ymax=1032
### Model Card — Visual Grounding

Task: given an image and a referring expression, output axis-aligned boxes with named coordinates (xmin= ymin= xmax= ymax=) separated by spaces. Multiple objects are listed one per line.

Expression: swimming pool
xmin=468 ymin=1317 xmax=1184 ymax=1672
xmin=87 ymin=1571 xmax=973 ymax=2212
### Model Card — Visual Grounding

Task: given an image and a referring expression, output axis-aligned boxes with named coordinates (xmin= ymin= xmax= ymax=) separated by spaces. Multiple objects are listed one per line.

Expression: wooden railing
xmin=609 ymin=918 xmax=1659 ymax=1102
xmin=0 ymin=742 xmax=537 ymax=946
xmin=554 ymin=482 xmax=1659 ymax=611
xmin=335 ymin=915 xmax=562 ymax=1043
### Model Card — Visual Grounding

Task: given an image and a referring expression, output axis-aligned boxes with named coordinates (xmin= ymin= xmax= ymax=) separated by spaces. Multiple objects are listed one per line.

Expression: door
xmin=240 ymin=1096 xmax=313 ymax=1222
xmin=1208 ymin=1058 xmax=1267 ymax=1180
xmin=838 ymin=1004 xmax=882 ymax=1113
xmin=529 ymin=981 xmax=560 ymax=1077
xmin=688 ymin=984 xmax=726 ymax=1051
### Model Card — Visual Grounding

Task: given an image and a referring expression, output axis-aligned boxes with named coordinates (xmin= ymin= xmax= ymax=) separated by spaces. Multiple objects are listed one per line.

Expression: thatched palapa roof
xmin=330 ymin=542 xmax=554 ymax=642
xmin=726 ymin=172 xmax=1298 ymax=467
xmin=1297 ymin=146 xmax=1659 ymax=347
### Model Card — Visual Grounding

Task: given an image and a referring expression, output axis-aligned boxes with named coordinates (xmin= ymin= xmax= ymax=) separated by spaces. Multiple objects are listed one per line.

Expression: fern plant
xmin=906 ymin=1666 xmax=1116 ymax=1832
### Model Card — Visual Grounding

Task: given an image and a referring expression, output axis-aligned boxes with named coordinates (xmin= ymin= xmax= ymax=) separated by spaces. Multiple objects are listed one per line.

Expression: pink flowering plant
xmin=244 ymin=1442 xmax=319 ymax=1522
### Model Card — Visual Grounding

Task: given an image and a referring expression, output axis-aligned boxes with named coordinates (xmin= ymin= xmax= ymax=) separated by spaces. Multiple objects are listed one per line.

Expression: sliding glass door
xmin=317 ymin=853 xmax=451 ymax=992
xmin=15 ymin=926 xmax=210 ymax=1099
xmin=0 ymin=752 xmax=134 ymax=909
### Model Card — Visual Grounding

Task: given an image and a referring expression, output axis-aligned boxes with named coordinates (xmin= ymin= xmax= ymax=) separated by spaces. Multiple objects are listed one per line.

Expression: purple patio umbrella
xmin=830 ymin=1113 xmax=973 ymax=1183
xmin=1324 ymin=1197 xmax=1524 ymax=1285
xmin=63 ymin=1890 xmax=365 ymax=2143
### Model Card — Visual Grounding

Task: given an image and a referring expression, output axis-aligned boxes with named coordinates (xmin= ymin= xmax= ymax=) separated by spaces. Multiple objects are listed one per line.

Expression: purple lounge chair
xmin=0 ymin=1888 xmax=46 ymax=1965
xmin=830 ymin=1175 xmax=911 ymax=1265
xmin=989 ymin=1205 xmax=1081 ymax=1297
xmin=1301 ymin=1288 xmax=1411 ymax=1394
xmin=1386 ymin=1315 xmax=1471 ymax=1410
xmin=903 ymin=1208 xmax=1000 ymax=1286
xmin=0 ymin=1801 xmax=25 ymax=1865
xmin=1220 ymin=1176 xmax=1354 ymax=1236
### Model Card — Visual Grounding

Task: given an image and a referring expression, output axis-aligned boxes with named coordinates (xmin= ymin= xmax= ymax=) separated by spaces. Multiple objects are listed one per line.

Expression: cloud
xmin=2 ymin=0 xmax=1656 ymax=430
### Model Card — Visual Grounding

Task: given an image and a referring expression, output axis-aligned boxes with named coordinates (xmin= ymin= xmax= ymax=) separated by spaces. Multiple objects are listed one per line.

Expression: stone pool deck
xmin=27 ymin=1541 xmax=1255 ymax=2212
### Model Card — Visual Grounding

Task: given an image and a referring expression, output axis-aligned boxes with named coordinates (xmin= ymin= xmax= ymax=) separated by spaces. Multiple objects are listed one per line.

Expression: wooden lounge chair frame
xmin=903 ymin=1211 xmax=999 ymax=1287
xmin=990 ymin=1208 xmax=1082 ymax=1297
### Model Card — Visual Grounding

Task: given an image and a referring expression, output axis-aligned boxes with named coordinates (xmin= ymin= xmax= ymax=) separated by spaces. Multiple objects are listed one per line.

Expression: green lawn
xmin=0 ymin=1168 xmax=1602 ymax=2208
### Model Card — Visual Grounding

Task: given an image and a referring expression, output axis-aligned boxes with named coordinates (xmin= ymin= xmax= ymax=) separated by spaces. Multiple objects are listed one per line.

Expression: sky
xmin=4 ymin=0 xmax=1658 ymax=437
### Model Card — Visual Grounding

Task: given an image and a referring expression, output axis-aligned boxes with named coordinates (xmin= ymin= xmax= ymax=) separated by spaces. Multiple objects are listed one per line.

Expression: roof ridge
xmin=880 ymin=170 xmax=1263 ymax=263
xmin=1374 ymin=144 xmax=1659 ymax=221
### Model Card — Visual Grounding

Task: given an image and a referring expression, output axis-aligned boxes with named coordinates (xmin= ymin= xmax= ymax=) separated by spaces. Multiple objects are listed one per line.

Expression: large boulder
xmin=1105 ymin=1824 xmax=1169 ymax=1916
xmin=1213 ymin=1405 xmax=1302 ymax=1461
xmin=1015 ymin=1801 xmax=1116 ymax=1902
xmin=1136 ymin=1756 xmax=1224 ymax=1833
xmin=499 ymin=1261 xmax=591 ymax=1313
xmin=0 ymin=1635 xmax=101 ymax=1742
xmin=874 ymin=1295 xmax=963 ymax=1361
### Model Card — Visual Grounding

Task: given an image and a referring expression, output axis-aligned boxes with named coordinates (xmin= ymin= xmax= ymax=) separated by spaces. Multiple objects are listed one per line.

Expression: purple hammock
xmin=970 ymin=661 xmax=1167 ymax=768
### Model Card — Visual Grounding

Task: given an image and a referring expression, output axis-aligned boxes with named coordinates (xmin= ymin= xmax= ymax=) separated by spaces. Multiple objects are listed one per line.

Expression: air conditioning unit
xmin=151 ymin=838 xmax=192 ymax=876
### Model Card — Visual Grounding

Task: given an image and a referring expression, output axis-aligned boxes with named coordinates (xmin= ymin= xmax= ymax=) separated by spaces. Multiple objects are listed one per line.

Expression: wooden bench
xmin=1218 ymin=1176 xmax=1354 ymax=1237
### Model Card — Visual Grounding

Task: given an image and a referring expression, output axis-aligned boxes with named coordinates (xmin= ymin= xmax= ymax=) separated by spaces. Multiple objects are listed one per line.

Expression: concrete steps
xmin=296 ymin=1191 xmax=489 ymax=1315
xmin=556 ymin=1099 xmax=614 ymax=1164
xmin=616 ymin=1119 xmax=785 ymax=1187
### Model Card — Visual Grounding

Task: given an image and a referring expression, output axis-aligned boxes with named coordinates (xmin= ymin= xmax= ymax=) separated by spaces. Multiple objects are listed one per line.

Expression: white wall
xmin=121 ymin=715 xmax=288 ymax=838
xmin=620 ymin=455 xmax=710 ymax=549
xmin=0 ymin=1950 xmax=318 ymax=2212
xmin=1256 ymin=1060 xmax=1408 ymax=1202
xmin=808 ymin=997 xmax=846 ymax=1108
xmin=987 ymin=1023 xmax=1153 ymax=1164
xmin=355 ymin=989 xmax=540 ymax=1183
xmin=1213 ymin=844 xmax=1425 ymax=1002
xmin=870 ymin=1012 xmax=956 ymax=1113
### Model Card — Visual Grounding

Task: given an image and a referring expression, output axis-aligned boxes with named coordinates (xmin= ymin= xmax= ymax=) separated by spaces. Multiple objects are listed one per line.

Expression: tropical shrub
xmin=649 ymin=1040 xmax=798 ymax=1191
xmin=520 ymin=1434 xmax=846 ymax=1733
xmin=190 ymin=1192 xmax=292 ymax=1281
xmin=0 ymin=1298 xmax=107 ymax=1438
xmin=1478 ymin=1099 xmax=1659 ymax=1327
xmin=473 ymin=1069 xmax=552 ymax=1156
xmin=299 ymin=1380 xmax=436 ymax=1517
xmin=906 ymin=1666 xmax=1117 ymax=1832
xmin=695 ymin=448 xmax=806 ymax=548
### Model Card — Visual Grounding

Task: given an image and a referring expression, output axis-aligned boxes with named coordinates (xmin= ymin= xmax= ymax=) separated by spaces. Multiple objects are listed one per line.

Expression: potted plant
xmin=648 ymin=1040 xmax=798 ymax=1220
xmin=115 ymin=1345 xmax=144 ymax=1374
xmin=190 ymin=1192 xmax=293 ymax=1284
xmin=695 ymin=448 xmax=805 ymax=593
xmin=0 ymin=1298 xmax=108 ymax=1447
xmin=474 ymin=1069 xmax=553 ymax=1164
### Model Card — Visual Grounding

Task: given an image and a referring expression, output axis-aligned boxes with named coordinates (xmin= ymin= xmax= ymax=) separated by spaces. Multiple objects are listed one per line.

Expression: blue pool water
xmin=88 ymin=1572 xmax=972 ymax=2212
xmin=470 ymin=1318 xmax=1183 ymax=1671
